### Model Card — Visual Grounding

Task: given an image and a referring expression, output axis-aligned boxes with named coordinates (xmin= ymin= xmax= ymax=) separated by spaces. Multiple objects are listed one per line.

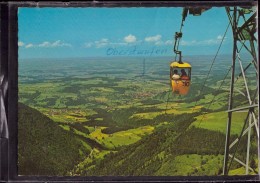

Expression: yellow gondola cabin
xmin=170 ymin=61 xmax=191 ymax=95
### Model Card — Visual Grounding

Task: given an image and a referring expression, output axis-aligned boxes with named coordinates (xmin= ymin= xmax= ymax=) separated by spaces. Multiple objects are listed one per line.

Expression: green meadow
xmin=18 ymin=56 xmax=258 ymax=176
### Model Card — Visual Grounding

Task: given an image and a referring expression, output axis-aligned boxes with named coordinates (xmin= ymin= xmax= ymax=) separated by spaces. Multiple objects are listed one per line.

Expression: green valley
xmin=18 ymin=56 xmax=258 ymax=176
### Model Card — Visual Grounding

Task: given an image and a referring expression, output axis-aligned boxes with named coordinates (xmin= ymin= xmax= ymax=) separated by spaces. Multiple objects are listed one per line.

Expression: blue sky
xmin=18 ymin=7 xmax=233 ymax=59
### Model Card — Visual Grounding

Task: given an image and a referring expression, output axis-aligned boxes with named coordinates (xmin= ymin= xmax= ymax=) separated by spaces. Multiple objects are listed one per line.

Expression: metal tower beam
xmin=223 ymin=6 xmax=258 ymax=175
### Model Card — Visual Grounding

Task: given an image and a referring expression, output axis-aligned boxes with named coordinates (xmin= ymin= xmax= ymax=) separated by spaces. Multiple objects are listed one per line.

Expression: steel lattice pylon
xmin=223 ymin=6 xmax=259 ymax=175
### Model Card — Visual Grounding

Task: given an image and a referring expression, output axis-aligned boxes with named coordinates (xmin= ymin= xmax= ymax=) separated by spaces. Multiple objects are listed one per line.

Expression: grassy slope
xmin=82 ymin=112 xmax=226 ymax=176
xmin=191 ymin=111 xmax=247 ymax=135
xmin=155 ymin=154 xmax=223 ymax=176
xmin=82 ymin=107 xmax=257 ymax=176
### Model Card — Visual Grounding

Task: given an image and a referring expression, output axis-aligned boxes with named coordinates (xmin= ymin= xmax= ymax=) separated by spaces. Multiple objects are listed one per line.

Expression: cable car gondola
xmin=170 ymin=61 xmax=191 ymax=95
xmin=170 ymin=8 xmax=191 ymax=95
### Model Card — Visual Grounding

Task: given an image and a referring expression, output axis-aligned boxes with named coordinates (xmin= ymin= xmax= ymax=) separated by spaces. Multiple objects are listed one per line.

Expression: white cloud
xmin=55 ymin=40 xmax=72 ymax=47
xmin=110 ymin=42 xmax=128 ymax=46
xmin=217 ymin=35 xmax=227 ymax=41
xmin=217 ymin=35 xmax=223 ymax=40
xmin=180 ymin=40 xmax=197 ymax=46
xmin=180 ymin=35 xmax=227 ymax=46
xmin=155 ymin=41 xmax=163 ymax=46
xmin=145 ymin=35 xmax=162 ymax=42
xmin=84 ymin=38 xmax=129 ymax=49
xmin=95 ymin=38 xmax=109 ymax=48
xmin=39 ymin=41 xmax=51 ymax=47
xmin=39 ymin=40 xmax=72 ymax=48
xmin=52 ymin=40 xmax=62 ymax=47
xmin=25 ymin=44 xmax=33 ymax=48
xmin=203 ymin=39 xmax=219 ymax=45
xmin=26 ymin=40 xmax=72 ymax=48
xmin=124 ymin=34 xmax=137 ymax=43
xmin=164 ymin=40 xmax=173 ymax=45
xmin=143 ymin=35 xmax=174 ymax=46
xmin=84 ymin=42 xmax=93 ymax=48
xmin=18 ymin=41 xmax=25 ymax=47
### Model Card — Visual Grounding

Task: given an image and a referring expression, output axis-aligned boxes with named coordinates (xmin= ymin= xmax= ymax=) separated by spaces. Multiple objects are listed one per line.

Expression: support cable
xmin=191 ymin=22 xmax=230 ymax=113
xmin=197 ymin=65 xmax=232 ymax=127
xmin=197 ymin=39 xmax=253 ymax=127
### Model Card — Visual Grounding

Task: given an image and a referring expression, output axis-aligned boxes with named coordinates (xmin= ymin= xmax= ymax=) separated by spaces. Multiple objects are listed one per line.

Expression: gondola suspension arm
xmin=173 ymin=8 xmax=188 ymax=64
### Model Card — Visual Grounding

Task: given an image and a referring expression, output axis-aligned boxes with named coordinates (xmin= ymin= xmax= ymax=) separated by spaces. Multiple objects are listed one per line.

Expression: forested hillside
xmin=83 ymin=112 xmax=225 ymax=176
xmin=18 ymin=103 xmax=90 ymax=175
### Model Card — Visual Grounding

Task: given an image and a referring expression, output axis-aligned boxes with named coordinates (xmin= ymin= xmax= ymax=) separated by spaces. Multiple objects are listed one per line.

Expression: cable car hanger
xmin=173 ymin=8 xmax=188 ymax=64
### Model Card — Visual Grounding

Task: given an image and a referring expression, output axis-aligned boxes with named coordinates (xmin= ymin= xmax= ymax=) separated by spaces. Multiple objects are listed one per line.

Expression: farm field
xmin=18 ymin=55 xmax=258 ymax=176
